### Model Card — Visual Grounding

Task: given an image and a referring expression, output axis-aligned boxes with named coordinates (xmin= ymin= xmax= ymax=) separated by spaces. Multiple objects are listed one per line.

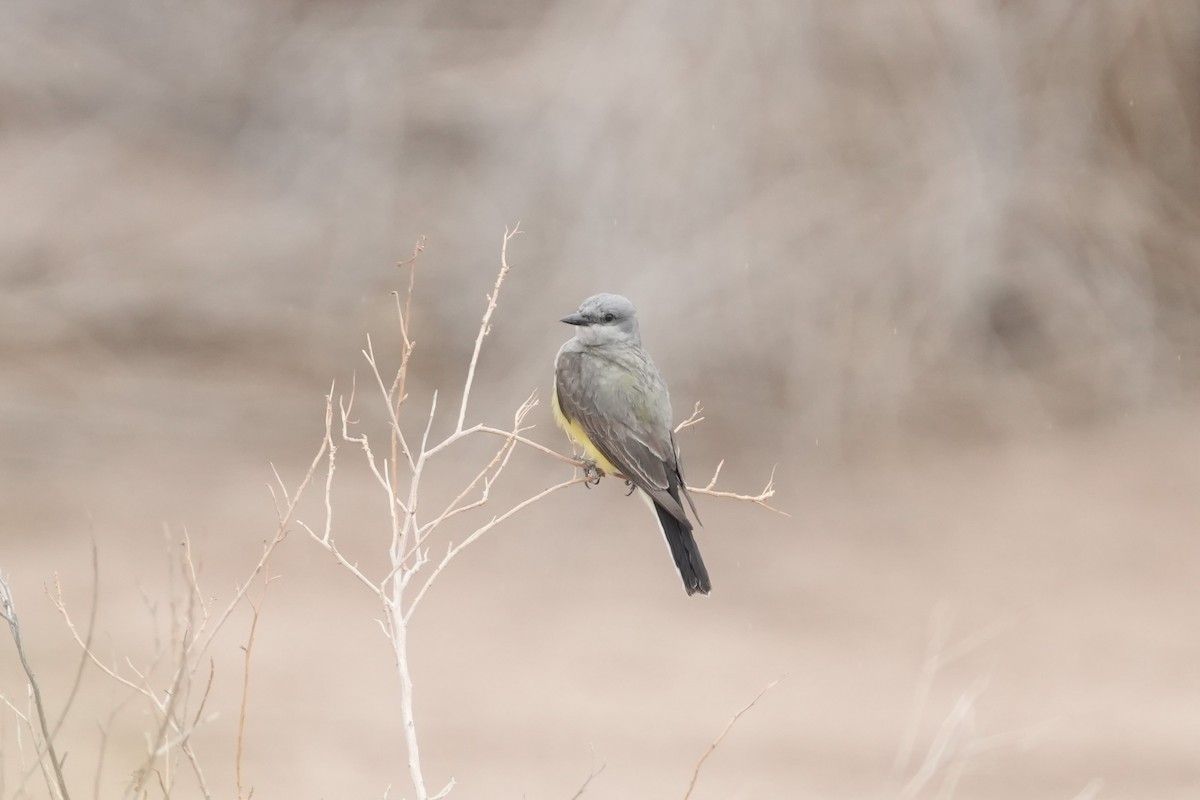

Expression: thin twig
xmin=0 ymin=577 xmax=71 ymax=800
xmin=405 ymin=475 xmax=586 ymax=622
xmin=674 ymin=402 xmax=705 ymax=433
xmin=568 ymin=760 xmax=607 ymax=800
xmin=683 ymin=679 xmax=780 ymax=800
xmin=365 ymin=336 xmax=416 ymax=474
xmin=236 ymin=576 xmax=271 ymax=800
xmin=456 ymin=224 xmax=520 ymax=432
xmin=193 ymin=426 xmax=329 ymax=660
xmin=93 ymin=711 xmax=118 ymax=800
xmin=319 ymin=385 xmax=338 ymax=544
xmin=391 ymin=235 xmax=425 ymax=410
xmin=428 ymin=778 xmax=456 ymax=800
xmin=188 ymin=660 xmax=217 ymax=796
xmin=340 ymin=387 xmax=404 ymax=502
xmin=43 ymin=407 xmax=330 ymax=800
xmin=48 ymin=538 xmax=100 ymax=743
xmin=692 ymin=463 xmax=787 ymax=516
xmin=405 ymin=394 xmax=539 ymax=562
xmin=299 ymin=394 xmax=382 ymax=594
xmin=127 ymin=593 xmax=195 ymax=798
xmin=0 ymin=690 xmax=47 ymax=797
xmin=432 ymin=424 xmax=575 ymax=467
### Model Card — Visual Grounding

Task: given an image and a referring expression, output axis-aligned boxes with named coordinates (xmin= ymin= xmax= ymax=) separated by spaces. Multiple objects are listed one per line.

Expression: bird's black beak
xmin=560 ymin=312 xmax=588 ymax=326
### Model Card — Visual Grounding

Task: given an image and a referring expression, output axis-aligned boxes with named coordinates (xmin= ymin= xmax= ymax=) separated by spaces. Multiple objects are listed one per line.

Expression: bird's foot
xmin=582 ymin=460 xmax=606 ymax=487
xmin=624 ymin=479 xmax=636 ymax=497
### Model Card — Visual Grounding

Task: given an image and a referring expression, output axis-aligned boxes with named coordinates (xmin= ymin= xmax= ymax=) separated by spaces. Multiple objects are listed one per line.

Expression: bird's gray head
xmin=560 ymin=293 xmax=641 ymax=347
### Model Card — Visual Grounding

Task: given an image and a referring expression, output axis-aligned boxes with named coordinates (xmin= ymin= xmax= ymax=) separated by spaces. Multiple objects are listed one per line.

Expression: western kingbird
xmin=552 ymin=293 xmax=711 ymax=595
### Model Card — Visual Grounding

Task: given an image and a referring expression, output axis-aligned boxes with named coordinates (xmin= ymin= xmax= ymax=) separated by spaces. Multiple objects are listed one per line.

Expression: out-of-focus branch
xmin=0 ymin=576 xmax=72 ymax=800
xmin=43 ymin=416 xmax=329 ymax=798
xmin=236 ymin=570 xmax=273 ymax=800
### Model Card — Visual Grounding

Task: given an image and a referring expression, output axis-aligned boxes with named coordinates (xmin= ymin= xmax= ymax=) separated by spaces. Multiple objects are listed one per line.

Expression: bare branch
xmin=451 ymin=425 xmax=579 ymax=468
xmin=674 ymin=402 xmax=705 ymax=433
xmin=182 ymin=534 xmax=212 ymax=651
xmin=420 ymin=390 xmax=439 ymax=455
xmin=1 ymin=685 xmax=62 ymax=800
xmin=298 ymin=388 xmax=383 ymax=593
xmin=318 ymin=389 xmax=337 ymax=545
xmin=365 ymin=335 xmax=416 ymax=473
xmin=127 ymin=595 xmax=194 ymax=798
xmin=237 ymin=576 xmax=270 ymax=800
xmin=53 ymin=583 xmax=158 ymax=698
xmin=46 ymin=538 xmax=100 ymax=744
xmin=39 ymin=393 xmax=330 ymax=800
xmin=299 ymin=522 xmax=382 ymax=595
xmin=0 ymin=576 xmax=72 ymax=800
xmin=568 ymin=759 xmax=607 ymax=800
xmin=405 ymin=474 xmax=586 ymax=622
xmin=691 ymin=463 xmax=787 ymax=516
xmin=390 ymin=282 xmax=418 ymax=494
xmin=456 ymin=224 xmax=520 ymax=432
xmin=401 ymin=447 xmax=507 ymax=572
xmin=683 ymin=679 xmax=780 ymax=800
xmin=355 ymin=333 xmax=425 ymax=571
xmin=409 ymin=394 xmax=540 ymax=554
xmin=429 ymin=778 xmax=456 ymax=800
xmin=340 ymin=389 xmax=406 ymax=505
xmin=189 ymin=414 xmax=329 ymax=662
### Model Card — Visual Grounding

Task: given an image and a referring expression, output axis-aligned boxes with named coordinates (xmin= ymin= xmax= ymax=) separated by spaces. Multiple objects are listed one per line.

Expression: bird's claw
xmin=624 ymin=479 xmax=635 ymax=497
xmin=582 ymin=460 xmax=605 ymax=487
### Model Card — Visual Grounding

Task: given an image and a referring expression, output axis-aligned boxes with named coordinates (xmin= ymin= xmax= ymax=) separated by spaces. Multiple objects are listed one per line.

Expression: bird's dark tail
xmin=653 ymin=502 xmax=711 ymax=596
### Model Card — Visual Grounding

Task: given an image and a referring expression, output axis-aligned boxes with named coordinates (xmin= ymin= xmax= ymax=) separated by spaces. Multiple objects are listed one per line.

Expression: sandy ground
xmin=2 ymin=366 xmax=1198 ymax=799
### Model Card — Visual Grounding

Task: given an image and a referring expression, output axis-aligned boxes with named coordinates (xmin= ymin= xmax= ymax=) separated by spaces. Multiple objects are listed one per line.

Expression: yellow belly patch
xmin=552 ymin=383 xmax=618 ymax=474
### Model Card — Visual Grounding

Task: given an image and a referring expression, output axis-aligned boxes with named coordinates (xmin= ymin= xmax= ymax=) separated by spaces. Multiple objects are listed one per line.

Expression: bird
xmin=552 ymin=293 xmax=711 ymax=595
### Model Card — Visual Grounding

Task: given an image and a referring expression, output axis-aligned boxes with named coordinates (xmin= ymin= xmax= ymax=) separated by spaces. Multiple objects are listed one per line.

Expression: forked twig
xmin=692 ymin=462 xmax=787 ymax=516
xmin=0 ymin=576 xmax=72 ymax=800
xmin=404 ymin=474 xmax=587 ymax=622
xmin=674 ymin=402 xmax=706 ymax=433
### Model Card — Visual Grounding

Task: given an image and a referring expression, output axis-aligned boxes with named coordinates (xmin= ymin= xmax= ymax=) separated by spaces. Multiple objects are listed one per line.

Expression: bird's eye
xmin=603 ymin=313 xmax=615 ymax=323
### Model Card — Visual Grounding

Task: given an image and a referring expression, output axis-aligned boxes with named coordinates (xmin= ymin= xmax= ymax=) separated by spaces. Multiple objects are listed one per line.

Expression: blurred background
xmin=2 ymin=1 xmax=1198 ymax=798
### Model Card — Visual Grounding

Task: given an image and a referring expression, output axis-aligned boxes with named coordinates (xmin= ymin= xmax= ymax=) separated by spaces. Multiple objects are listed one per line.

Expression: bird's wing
xmin=555 ymin=348 xmax=690 ymax=525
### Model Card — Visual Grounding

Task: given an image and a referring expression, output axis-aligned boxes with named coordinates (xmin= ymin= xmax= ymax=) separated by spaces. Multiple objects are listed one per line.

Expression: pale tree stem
xmin=389 ymin=594 xmax=427 ymax=800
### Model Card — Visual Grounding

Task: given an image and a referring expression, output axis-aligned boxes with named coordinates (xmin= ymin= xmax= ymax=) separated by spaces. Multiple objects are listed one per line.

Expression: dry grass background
xmin=2 ymin=1 xmax=1199 ymax=798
